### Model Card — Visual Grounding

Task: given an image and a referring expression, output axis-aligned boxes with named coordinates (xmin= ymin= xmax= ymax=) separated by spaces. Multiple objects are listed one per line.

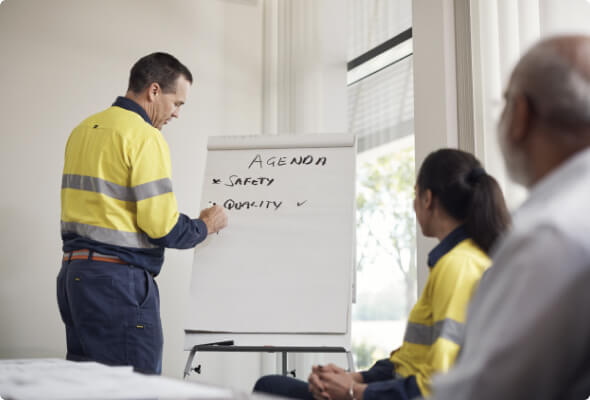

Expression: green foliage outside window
xmin=355 ymin=146 xmax=416 ymax=319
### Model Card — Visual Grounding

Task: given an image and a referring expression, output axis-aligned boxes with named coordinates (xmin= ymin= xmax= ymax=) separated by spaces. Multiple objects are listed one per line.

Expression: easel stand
xmin=184 ymin=341 xmax=354 ymax=379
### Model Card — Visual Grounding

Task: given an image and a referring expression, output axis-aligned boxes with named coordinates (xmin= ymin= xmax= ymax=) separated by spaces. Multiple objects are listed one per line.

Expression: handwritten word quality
xmin=223 ymin=199 xmax=282 ymax=211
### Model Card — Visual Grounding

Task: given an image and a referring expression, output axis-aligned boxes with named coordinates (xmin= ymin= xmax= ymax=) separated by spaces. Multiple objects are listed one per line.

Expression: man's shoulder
xmin=492 ymin=219 xmax=590 ymax=286
xmin=100 ymin=106 xmax=156 ymax=131
xmin=516 ymin=151 xmax=590 ymax=235
xmin=512 ymin=187 xmax=590 ymax=254
xmin=74 ymin=106 xmax=160 ymax=138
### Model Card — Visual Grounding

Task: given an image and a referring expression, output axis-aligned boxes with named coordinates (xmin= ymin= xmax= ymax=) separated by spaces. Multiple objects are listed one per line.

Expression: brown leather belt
xmin=63 ymin=249 xmax=127 ymax=264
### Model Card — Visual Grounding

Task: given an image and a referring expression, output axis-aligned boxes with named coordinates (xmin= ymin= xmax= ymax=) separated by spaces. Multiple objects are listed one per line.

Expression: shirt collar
xmin=519 ymin=147 xmax=590 ymax=212
xmin=112 ymin=96 xmax=152 ymax=125
xmin=427 ymin=225 xmax=469 ymax=268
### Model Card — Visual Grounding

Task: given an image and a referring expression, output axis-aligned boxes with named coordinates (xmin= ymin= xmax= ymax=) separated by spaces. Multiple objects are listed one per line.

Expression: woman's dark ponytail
xmin=465 ymin=170 xmax=511 ymax=253
xmin=417 ymin=149 xmax=511 ymax=254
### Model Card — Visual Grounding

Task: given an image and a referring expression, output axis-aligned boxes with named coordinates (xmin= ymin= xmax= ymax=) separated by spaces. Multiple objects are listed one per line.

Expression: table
xmin=0 ymin=358 xmax=237 ymax=400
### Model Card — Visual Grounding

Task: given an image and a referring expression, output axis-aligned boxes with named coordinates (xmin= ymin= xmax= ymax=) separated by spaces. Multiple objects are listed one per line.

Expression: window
xmin=348 ymin=0 xmax=416 ymax=370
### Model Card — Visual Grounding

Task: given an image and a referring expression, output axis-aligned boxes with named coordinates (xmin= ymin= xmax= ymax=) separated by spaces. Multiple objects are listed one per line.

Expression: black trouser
xmin=253 ymin=374 xmax=422 ymax=400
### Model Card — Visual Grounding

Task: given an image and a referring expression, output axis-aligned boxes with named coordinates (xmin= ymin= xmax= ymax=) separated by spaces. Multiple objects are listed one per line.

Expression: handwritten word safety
xmin=213 ymin=175 xmax=275 ymax=187
xmin=211 ymin=153 xmax=328 ymax=212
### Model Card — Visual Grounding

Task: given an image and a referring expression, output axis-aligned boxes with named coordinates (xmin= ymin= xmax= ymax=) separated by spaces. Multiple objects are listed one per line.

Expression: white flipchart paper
xmin=185 ymin=134 xmax=355 ymax=334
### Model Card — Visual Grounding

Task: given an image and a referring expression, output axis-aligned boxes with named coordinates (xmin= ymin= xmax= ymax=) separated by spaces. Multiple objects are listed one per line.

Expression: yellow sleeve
xmin=129 ymin=132 xmax=180 ymax=239
xmin=426 ymin=255 xmax=481 ymax=373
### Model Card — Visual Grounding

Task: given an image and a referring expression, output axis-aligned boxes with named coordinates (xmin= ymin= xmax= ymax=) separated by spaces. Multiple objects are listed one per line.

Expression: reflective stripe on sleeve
xmin=133 ymin=178 xmax=173 ymax=200
xmin=62 ymin=174 xmax=172 ymax=201
xmin=403 ymin=318 xmax=464 ymax=346
xmin=61 ymin=221 xmax=158 ymax=249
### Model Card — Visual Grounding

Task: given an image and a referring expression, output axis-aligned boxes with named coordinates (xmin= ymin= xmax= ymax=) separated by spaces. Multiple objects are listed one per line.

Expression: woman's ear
xmin=422 ymin=188 xmax=433 ymax=210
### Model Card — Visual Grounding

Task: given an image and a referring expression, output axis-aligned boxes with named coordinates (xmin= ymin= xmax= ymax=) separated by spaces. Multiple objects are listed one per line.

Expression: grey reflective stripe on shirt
xmin=61 ymin=221 xmax=158 ymax=249
xmin=133 ymin=178 xmax=173 ymax=200
xmin=404 ymin=318 xmax=465 ymax=346
xmin=62 ymin=174 xmax=172 ymax=201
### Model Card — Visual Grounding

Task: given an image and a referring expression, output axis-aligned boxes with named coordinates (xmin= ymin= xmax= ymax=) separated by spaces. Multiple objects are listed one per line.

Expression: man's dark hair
xmin=128 ymin=52 xmax=193 ymax=94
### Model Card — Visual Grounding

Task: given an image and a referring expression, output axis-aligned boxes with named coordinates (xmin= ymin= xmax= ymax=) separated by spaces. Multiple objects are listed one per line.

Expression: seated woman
xmin=253 ymin=149 xmax=511 ymax=400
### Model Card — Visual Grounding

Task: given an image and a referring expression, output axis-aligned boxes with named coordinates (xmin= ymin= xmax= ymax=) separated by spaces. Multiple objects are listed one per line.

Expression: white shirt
xmin=430 ymin=147 xmax=590 ymax=400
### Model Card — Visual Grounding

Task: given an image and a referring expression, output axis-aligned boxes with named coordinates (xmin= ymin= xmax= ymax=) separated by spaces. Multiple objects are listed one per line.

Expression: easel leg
xmin=183 ymin=347 xmax=197 ymax=379
xmin=346 ymin=350 xmax=355 ymax=372
xmin=281 ymin=351 xmax=288 ymax=375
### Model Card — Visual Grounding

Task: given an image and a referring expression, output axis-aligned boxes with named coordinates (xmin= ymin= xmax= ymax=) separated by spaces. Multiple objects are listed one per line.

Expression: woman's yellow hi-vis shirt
xmin=61 ymin=98 xmax=207 ymax=274
xmin=391 ymin=230 xmax=491 ymax=396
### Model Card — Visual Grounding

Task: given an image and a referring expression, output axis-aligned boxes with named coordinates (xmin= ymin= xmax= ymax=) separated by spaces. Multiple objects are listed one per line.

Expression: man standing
xmin=431 ymin=36 xmax=590 ymax=399
xmin=57 ymin=52 xmax=227 ymax=374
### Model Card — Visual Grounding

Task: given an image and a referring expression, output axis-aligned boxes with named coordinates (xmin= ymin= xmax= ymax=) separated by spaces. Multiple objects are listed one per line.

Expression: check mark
xmin=212 ymin=178 xmax=221 ymax=184
xmin=296 ymin=200 xmax=307 ymax=207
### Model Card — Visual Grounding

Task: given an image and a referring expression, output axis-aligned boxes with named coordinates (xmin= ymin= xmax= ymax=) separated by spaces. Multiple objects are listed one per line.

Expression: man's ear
xmin=510 ymin=93 xmax=533 ymax=144
xmin=147 ymin=82 xmax=161 ymax=102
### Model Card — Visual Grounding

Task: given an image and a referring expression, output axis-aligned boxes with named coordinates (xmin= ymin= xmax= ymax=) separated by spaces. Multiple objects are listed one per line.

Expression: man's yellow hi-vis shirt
xmin=391 ymin=227 xmax=491 ymax=397
xmin=61 ymin=97 xmax=207 ymax=274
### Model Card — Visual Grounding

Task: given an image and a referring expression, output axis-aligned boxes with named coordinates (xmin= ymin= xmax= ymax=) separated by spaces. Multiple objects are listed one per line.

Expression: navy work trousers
xmin=254 ymin=375 xmax=314 ymax=400
xmin=254 ymin=374 xmax=422 ymax=400
xmin=56 ymin=257 xmax=163 ymax=374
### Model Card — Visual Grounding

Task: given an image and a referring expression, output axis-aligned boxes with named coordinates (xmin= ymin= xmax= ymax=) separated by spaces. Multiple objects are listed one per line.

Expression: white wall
xmin=0 ymin=0 xmax=348 ymax=392
xmin=540 ymin=0 xmax=590 ymax=36
xmin=0 ymin=0 xmax=263 ymax=386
